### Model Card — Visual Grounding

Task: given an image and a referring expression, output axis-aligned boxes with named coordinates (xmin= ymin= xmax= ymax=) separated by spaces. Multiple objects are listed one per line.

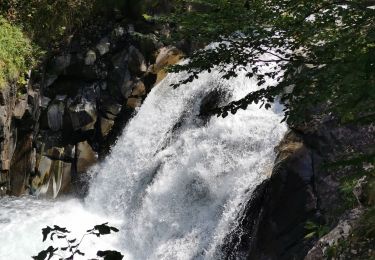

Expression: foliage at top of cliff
xmin=0 ymin=0 xmax=156 ymax=50
xmin=162 ymin=0 xmax=375 ymax=126
xmin=0 ymin=17 xmax=35 ymax=88
xmin=0 ymin=0 xmax=139 ymax=87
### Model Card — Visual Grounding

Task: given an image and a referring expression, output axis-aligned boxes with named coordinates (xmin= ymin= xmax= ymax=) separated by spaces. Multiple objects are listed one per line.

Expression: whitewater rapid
xmin=0 ymin=67 xmax=287 ymax=260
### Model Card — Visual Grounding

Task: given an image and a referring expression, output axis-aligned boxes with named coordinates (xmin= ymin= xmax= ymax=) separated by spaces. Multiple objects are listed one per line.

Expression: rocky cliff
xmin=222 ymin=117 xmax=375 ymax=259
xmin=0 ymin=17 xmax=183 ymax=198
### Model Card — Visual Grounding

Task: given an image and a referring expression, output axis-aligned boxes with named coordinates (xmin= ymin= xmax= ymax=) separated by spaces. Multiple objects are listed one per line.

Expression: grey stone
xmin=100 ymin=117 xmax=115 ymax=137
xmin=68 ymin=99 xmax=97 ymax=131
xmin=96 ymin=37 xmax=110 ymax=56
xmin=12 ymin=97 xmax=28 ymax=119
xmin=85 ymin=50 xmax=97 ymax=65
xmin=76 ymin=141 xmax=97 ymax=174
xmin=128 ymin=46 xmax=147 ymax=74
xmin=47 ymin=101 xmax=65 ymax=131
xmin=40 ymin=96 xmax=51 ymax=108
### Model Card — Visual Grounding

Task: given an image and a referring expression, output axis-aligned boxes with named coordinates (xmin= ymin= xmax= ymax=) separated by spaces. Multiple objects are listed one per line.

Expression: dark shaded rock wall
xmin=222 ymin=119 xmax=375 ymax=259
xmin=0 ymin=18 xmax=183 ymax=198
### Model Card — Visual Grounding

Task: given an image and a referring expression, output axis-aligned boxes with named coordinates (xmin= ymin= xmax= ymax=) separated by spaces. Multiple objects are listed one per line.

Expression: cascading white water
xmin=0 ymin=66 xmax=287 ymax=260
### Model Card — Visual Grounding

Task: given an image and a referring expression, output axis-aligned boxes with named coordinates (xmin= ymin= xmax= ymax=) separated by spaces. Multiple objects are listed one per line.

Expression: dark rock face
xmin=0 ymin=19 xmax=184 ymax=198
xmin=222 ymin=119 xmax=375 ymax=259
xmin=222 ymin=132 xmax=318 ymax=260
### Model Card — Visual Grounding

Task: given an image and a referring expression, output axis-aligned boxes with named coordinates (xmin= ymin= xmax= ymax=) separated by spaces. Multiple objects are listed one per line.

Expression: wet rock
xmin=12 ymin=97 xmax=28 ymax=119
xmin=120 ymin=76 xmax=134 ymax=99
xmin=33 ymin=155 xmax=52 ymax=194
xmin=76 ymin=141 xmax=97 ymax=174
xmin=150 ymin=46 xmax=184 ymax=84
xmin=100 ymin=96 xmax=122 ymax=120
xmin=47 ymin=160 xmax=72 ymax=197
xmin=100 ymin=117 xmax=115 ymax=137
xmin=226 ymin=131 xmax=318 ymax=260
xmin=199 ymin=89 xmax=230 ymax=117
xmin=96 ymin=37 xmax=111 ymax=56
xmin=130 ymin=80 xmax=146 ymax=97
xmin=108 ymin=51 xmax=132 ymax=97
xmin=128 ymin=46 xmax=147 ymax=74
xmin=84 ymin=50 xmax=97 ymax=65
xmin=47 ymin=101 xmax=65 ymax=131
xmin=32 ymin=154 xmax=72 ymax=198
xmin=40 ymin=96 xmax=51 ymax=109
xmin=68 ymin=98 xmax=97 ymax=131
xmin=45 ymin=145 xmax=75 ymax=161
xmin=127 ymin=97 xmax=142 ymax=109
xmin=126 ymin=80 xmax=146 ymax=109
xmin=113 ymin=26 xmax=125 ymax=38
xmin=9 ymin=134 xmax=34 ymax=196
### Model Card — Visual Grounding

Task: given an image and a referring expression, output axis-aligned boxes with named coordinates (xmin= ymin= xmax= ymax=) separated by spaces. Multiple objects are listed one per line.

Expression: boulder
xmin=113 ymin=26 xmax=125 ymax=38
xmin=108 ymin=51 xmax=132 ymax=97
xmin=96 ymin=37 xmax=111 ymax=56
xmin=150 ymin=46 xmax=184 ymax=84
xmin=45 ymin=145 xmax=75 ymax=161
xmin=100 ymin=96 xmax=122 ymax=119
xmin=12 ymin=96 xmax=28 ymax=119
xmin=120 ymin=75 xmax=134 ymax=99
xmin=130 ymin=80 xmax=146 ymax=97
xmin=76 ymin=141 xmax=97 ymax=174
xmin=68 ymin=99 xmax=97 ymax=131
xmin=128 ymin=46 xmax=147 ymax=74
xmin=126 ymin=80 xmax=146 ymax=109
xmin=100 ymin=117 xmax=115 ymax=137
xmin=47 ymin=160 xmax=72 ymax=198
xmin=127 ymin=97 xmax=142 ymax=109
xmin=84 ymin=50 xmax=97 ymax=65
xmin=33 ymin=155 xmax=53 ymax=195
xmin=47 ymin=101 xmax=65 ymax=131
xmin=32 ymin=155 xmax=72 ymax=198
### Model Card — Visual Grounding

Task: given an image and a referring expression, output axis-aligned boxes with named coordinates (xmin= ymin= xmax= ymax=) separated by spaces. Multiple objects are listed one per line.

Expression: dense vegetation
xmin=0 ymin=17 xmax=34 ymax=88
xmin=163 ymin=0 xmax=375 ymax=126
xmin=0 ymin=0 xmax=152 ymax=87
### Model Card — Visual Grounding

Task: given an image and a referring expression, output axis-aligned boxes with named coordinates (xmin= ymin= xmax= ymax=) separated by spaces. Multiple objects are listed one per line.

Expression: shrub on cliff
xmin=0 ymin=17 xmax=35 ymax=88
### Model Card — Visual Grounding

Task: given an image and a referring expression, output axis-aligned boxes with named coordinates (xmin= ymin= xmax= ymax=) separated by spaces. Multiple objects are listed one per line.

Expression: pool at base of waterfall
xmin=0 ymin=197 xmax=124 ymax=260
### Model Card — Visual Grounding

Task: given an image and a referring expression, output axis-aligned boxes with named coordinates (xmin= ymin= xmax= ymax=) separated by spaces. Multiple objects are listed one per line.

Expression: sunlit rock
xmin=76 ymin=141 xmax=97 ymax=174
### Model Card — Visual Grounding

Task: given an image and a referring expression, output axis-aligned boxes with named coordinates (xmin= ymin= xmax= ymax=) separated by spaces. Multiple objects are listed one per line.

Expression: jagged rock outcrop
xmin=222 ymin=118 xmax=375 ymax=259
xmin=0 ymin=18 xmax=184 ymax=198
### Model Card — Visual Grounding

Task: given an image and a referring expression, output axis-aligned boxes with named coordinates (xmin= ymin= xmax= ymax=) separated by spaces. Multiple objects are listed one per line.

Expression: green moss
xmin=0 ymin=17 xmax=35 ymax=88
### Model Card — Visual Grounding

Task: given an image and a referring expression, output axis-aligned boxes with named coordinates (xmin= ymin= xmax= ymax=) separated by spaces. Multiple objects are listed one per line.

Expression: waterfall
xmin=0 ymin=67 xmax=287 ymax=260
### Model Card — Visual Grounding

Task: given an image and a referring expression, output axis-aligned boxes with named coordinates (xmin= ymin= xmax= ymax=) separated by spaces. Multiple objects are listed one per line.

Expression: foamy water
xmin=0 ymin=65 xmax=286 ymax=260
